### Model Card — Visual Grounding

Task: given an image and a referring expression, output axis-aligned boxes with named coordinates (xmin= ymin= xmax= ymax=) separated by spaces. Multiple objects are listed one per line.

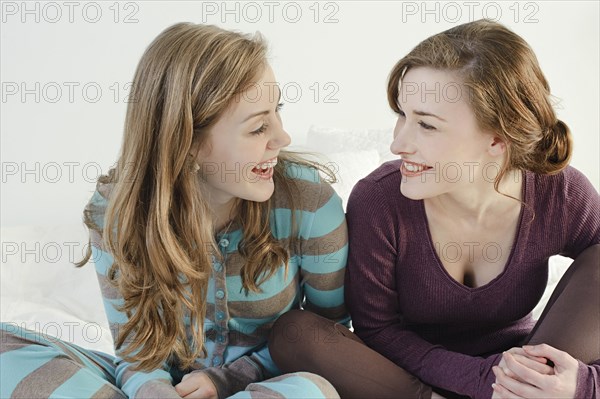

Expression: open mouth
xmin=251 ymin=157 xmax=277 ymax=179
xmin=401 ymin=160 xmax=433 ymax=177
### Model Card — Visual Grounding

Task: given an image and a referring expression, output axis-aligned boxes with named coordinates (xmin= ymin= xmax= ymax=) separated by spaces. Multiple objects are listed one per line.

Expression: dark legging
xmin=268 ymin=244 xmax=600 ymax=399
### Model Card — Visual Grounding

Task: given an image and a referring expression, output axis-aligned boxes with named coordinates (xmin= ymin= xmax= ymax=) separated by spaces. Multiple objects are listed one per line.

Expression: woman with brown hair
xmin=269 ymin=19 xmax=599 ymax=399
xmin=0 ymin=23 xmax=347 ymax=399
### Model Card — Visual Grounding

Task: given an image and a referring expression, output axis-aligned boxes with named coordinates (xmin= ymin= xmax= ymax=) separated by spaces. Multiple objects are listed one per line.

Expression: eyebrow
xmin=399 ymin=106 xmax=448 ymax=123
xmin=241 ymin=86 xmax=282 ymax=123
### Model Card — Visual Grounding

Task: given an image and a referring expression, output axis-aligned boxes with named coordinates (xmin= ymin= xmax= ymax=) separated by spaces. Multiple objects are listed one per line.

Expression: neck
xmin=429 ymin=169 xmax=523 ymax=223
xmin=197 ymin=179 xmax=239 ymax=232
xmin=211 ymin=199 xmax=238 ymax=232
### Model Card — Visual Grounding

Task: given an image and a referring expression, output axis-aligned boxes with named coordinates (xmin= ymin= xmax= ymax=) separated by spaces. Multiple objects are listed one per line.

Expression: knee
xmin=583 ymin=243 xmax=600 ymax=258
xmin=273 ymin=309 xmax=321 ymax=329
xmin=247 ymin=372 xmax=340 ymax=399
xmin=268 ymin=310 xmax=330 ymax=367
xmin=293 ymin=372 xmax=340 ymax=399
xmin=270 ymin=310 xmax=323 ymax=344
xmin=574 ymin=244 xmax=600 ymax=279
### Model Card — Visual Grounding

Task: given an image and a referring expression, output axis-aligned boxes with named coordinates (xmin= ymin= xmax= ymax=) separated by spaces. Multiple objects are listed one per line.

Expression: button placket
xmin=211 ymin=233 xmax=230 ymax=367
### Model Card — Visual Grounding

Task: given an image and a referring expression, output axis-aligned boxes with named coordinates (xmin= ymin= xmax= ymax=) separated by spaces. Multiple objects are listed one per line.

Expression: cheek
xmin=206 ymin=137 xmax=269 ymax=169
xmin=227 ymin=142 xmax=268 ymax=177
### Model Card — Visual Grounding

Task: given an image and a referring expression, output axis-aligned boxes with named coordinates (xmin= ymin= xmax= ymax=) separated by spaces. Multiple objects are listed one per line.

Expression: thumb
xmin=175 ymin=375 xmax=196 ymax=397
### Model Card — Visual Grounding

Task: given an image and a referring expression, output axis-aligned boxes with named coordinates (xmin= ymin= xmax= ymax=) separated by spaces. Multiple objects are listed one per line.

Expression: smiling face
xmin=390 ymin=67 xmax=506 ymax=200
xmin=195 ymin=64 xmax=291 ymax=207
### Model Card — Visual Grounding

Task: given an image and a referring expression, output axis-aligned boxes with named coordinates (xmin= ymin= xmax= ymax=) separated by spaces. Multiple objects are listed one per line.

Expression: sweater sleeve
xmin=576 ymin=361 xmax=600 ymax=398
xmin=194 ymin=344 xmax=275 ymax=399
xmin=563 ymin=167 xmax=600 ymax=254
xmin=345 ymin=179 xmax=500 ymax=399
xmin=299 ymin=182 xmax=350 ymax=325
xmin=90 ymin=233 xmax=181 ymax=399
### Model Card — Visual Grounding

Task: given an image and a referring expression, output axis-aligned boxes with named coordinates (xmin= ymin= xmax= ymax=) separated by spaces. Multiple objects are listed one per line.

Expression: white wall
xmin=1 ymin=1 xmax=598 ymax=227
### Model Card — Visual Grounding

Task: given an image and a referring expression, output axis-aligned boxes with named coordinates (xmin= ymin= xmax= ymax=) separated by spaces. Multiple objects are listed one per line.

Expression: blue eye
xmin=276 ymin=102 xmax=284 ymax=112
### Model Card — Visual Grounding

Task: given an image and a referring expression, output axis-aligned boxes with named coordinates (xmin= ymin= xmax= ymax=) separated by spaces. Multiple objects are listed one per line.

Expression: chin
xmin=243 ymin=181 xmax=275 ymax=203
xmin=400 ymin=181 xmax=437 ymax=201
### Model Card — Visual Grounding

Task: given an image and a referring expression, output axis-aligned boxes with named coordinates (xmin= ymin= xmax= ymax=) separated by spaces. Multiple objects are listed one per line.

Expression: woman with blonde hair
xmin=0 ymin=22 xmax=347 ymax=399
xmin=269 ymin=19 xmax=599 ymax=399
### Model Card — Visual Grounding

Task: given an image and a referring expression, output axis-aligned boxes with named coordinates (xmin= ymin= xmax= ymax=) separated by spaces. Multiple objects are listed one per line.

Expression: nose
xmin=390 ymin=117 xmax=414 ymax=156
xmin=268 ymin=123 xmax=291 ymax=150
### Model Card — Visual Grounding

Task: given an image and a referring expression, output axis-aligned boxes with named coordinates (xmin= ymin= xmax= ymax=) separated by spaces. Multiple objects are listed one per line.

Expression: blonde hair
xmin=387 ymin=19 xmax=572 ymax=191
xmin=77 ymin=22 xmax=334 ymax=371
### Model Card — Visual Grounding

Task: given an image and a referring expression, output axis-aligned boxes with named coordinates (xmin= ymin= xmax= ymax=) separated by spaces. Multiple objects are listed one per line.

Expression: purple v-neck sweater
xmin=345 ymin=160 xmax=599 ymax=399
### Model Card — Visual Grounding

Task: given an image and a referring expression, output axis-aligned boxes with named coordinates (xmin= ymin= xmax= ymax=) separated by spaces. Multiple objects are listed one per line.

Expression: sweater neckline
xmin=418 ymin=169 xmax=530 ymax=293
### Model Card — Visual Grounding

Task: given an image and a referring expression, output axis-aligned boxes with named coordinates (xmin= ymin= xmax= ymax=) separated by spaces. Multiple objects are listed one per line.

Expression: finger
xmin=183 ymin=387 xmax=215 ymax=399
xmin=510 ymin=348 xmax=548 ymax=364
xmin=503 ymin=367 xmax=521 ymax=381
xmin=182 ymin=388 xmax=200 ymax=399
xmin=505 ymin=353 xmax=551 ymax=387
xmin=523 ymin=343 xmax=568 ymax=366
xmin=175 ymin=377 xmax=198 ymax=397
xmin=500 ymin=353 xmax=548 ymax=382
xmin=511 ymin=353 xmax=554 ymax=375
xmin=493 ymin=365 xmax=515 ymax=382
xmin=496 ymin=359 xmax=518 ymax=381
xmin=492 ymin=365 xmax=540 ymax=398
xmin=492 ymin=382 xmax=525 ymax=399
xmin=504 ymin=348 xmax=547 ymax=366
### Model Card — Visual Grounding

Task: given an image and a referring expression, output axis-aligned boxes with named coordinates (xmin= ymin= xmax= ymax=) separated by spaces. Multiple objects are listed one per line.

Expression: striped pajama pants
xmin=0 ymin=323 xmax=339 ymax=399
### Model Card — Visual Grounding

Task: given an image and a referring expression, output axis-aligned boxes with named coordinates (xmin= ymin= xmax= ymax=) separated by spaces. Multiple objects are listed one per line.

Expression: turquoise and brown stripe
xmin=0 ymin=162 xmax=349 ymax=399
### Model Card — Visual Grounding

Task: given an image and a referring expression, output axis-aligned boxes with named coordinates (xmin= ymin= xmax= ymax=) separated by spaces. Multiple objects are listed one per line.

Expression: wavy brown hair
xmin=387 ymin=19 xmax=572 ymax=191
xmin=77 ymin=23 xmax=334 ymax=372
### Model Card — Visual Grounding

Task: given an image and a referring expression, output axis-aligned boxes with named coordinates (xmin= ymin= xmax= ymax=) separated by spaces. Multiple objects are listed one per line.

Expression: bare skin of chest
xmin=425 ymin=201 xmax=522 ymax=288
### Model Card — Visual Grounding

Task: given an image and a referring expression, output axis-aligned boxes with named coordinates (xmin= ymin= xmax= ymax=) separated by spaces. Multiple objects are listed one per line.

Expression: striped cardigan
xmin=84 ymin=162 xmax=349 ymax=398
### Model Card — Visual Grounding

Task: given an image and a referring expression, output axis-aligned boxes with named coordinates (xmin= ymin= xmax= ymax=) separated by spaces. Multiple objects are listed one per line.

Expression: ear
xmin=190 ymin=138 xmax=211 ymax=160
xmin=488 ymin=136 xmax=507 ymax=157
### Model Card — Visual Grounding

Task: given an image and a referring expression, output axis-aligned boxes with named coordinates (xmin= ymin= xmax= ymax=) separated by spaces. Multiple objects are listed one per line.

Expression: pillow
xmin=1 ymin=223 xmax=114 ymax=354
xmin=306 ymin=125 xmax=397 ymax=163
xmin=531 ymin=255 xmax=571 ymax=320
xmin=326 ymin=150 xmax=381 ymax=209
xmin=298 ymin=149 xmax=380 ymax=209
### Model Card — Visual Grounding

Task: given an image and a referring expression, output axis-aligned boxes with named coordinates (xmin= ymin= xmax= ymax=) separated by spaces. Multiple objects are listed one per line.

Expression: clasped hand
xmin=174 ymin=371 xmax=218 ymax=399
xmin=491 ymin=343 xmax=578 ymax=399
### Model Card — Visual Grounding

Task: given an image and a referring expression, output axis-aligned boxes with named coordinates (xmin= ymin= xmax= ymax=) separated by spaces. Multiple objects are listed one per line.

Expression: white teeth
xmin=256 ymin=158 xmax=277 ymax=171
xmin=404 ymin=162 xmax=426 ymax=172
